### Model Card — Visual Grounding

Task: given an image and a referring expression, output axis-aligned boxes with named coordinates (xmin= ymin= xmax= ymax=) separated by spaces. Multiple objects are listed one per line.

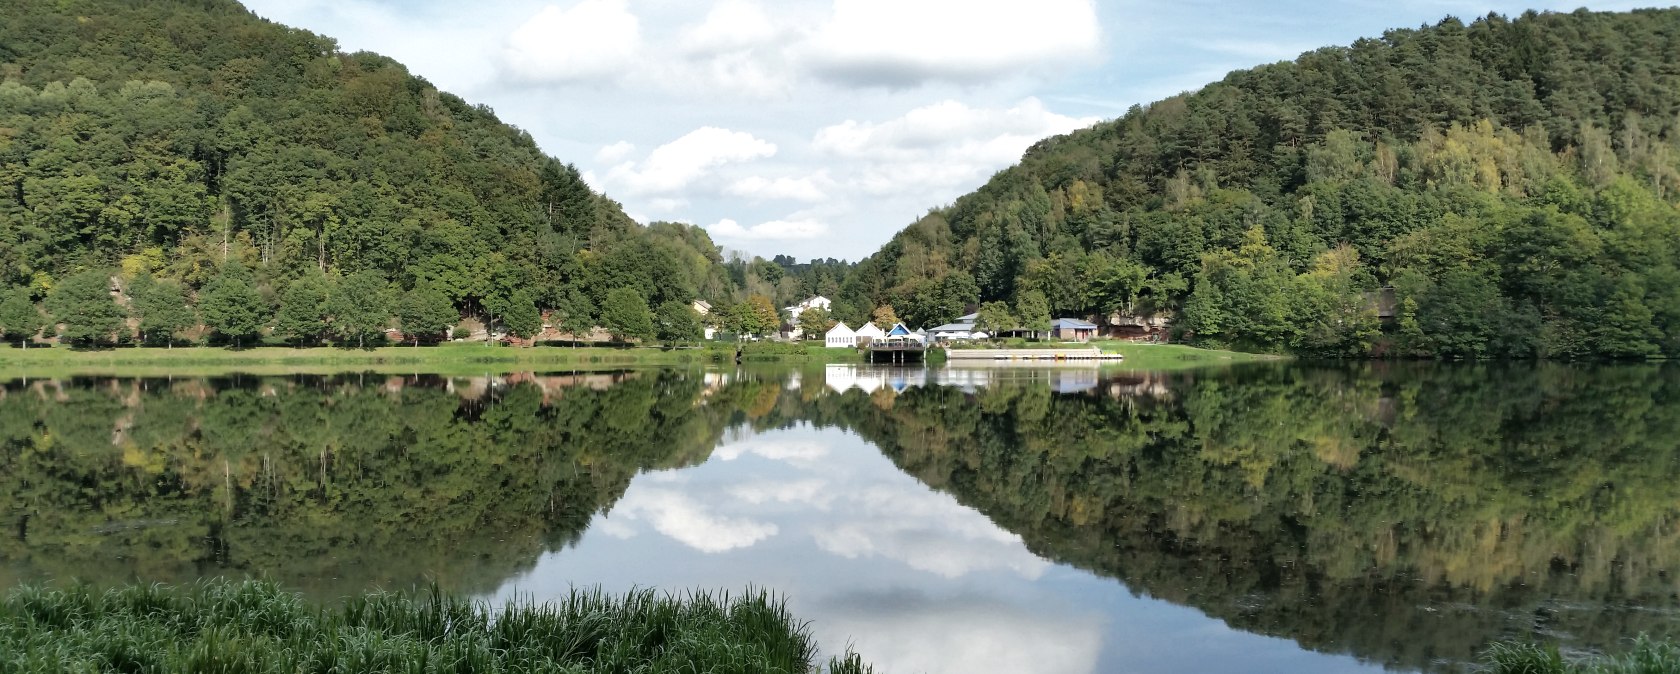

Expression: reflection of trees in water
xmin=5 ymin=364 xmax=1679 ymax=670
xmin=817 ymin=363 xmax=1680 ymax=672
xmin=0 ymin=371 xmax=738 ymax=598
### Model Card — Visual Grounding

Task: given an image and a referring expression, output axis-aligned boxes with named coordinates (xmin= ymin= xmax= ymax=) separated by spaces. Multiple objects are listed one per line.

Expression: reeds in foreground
xmin=1482 ymin=636 xmax=1680 ymax=673
xmin=0 ymin=580 xmax=873 ymax=673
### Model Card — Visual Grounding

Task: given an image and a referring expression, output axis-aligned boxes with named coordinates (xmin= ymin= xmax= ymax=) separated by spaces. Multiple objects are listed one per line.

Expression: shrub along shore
xmin=0 ymin=580 xmax=873 ymax=674
xmin=1482 ymin=637 xmax=1680 ymax=673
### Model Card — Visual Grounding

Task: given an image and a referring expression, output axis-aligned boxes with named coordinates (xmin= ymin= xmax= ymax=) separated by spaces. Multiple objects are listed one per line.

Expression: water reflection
xmin=1 ymin=363 xmax=1677 ymax=672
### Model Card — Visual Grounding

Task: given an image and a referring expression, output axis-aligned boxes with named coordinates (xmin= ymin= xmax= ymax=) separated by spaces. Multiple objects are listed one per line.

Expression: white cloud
xmin=500 ymin=0 xmax=643 ymax=84
xmin=603 ymin=127 xmax=777 ymax=194
xmin=595 ymin=140 xmax=636 ymax=163
xmin=815 ymin=98 xmax=1095 ymax=160
xmin=812 ymin=97 xmax=1100 ymax=198
xmin=726 ymin=175 xmax=829 ymax=202
xmin=712 ymin=438 xmax=832 ymax=463
xmin=708 ymin=218 xmax=831 ymax=241
xmin=811 ymin=484 xmax=1050 ymax=579
xmin=810 ymin=595 xmax=1104 ymax=674
xmin=682 ymin=0 xmax=781 ymax=55
xmin=729 ymin=479 xmax=835 ymax=508
xmin=607 ymin=488 xmax=778 ymax=553
xmin=806 ymin=0 xmax=1102 ymax=87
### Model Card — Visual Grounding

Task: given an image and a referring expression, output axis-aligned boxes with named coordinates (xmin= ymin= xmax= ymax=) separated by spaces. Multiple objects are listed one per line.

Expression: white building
xmin=825 ymin=322 xmax=858 ymax=348
xmin=692 ymin=300 xmax=716 ymax=340
xmin=784 ymin=296 xmax=833 ymax=339
xmin=855 ymin=321 xmax=886 ymax=343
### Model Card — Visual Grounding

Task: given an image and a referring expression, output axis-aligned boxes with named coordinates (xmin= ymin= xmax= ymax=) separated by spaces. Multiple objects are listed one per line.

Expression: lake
xmin=2 ymin=362 xmax=1677 ymax=672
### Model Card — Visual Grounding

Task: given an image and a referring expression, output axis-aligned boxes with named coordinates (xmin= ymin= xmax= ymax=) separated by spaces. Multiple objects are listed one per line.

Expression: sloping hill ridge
xmin=837 ymin=9 xmax=1680 ymax=359
xmin=0 ymin=0 xmax=736 ymax=337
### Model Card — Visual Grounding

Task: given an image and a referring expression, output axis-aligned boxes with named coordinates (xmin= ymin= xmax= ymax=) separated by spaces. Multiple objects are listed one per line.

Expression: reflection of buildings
xmin=825 ymin=365 xmax=922 ymax=395
xmin=824 ymin=365 xmax=1104 ymax=395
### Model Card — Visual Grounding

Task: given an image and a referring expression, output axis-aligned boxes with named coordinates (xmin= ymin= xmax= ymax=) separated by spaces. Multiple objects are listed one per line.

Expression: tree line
xmin=829 ymin=9 xmax=1680 ymax=359
xmin=0 ymin=0 xmax=840 ymax=347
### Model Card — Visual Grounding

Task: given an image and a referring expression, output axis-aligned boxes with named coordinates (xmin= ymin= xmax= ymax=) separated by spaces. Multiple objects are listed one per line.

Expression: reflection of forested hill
xmin=6 ymin=364 xmax=1678 ymax=671
xmin=814 ymin=363 xmax=1680 ymax=671
xmin=0 ymin=371 xmax=739 ymax=597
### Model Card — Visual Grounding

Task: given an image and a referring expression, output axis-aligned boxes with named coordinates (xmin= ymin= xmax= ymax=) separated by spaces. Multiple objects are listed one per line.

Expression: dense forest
xmin=0 ymin=0 xmax=844 ymax=347
xmin=833 ymin=9 xmax=1680 ymax=359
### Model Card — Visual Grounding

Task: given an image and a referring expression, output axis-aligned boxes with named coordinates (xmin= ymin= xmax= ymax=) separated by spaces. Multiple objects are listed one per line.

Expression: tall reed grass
xmin=1482 ymin=636 xmax=1680 ymax=673
xmin=0 ymin=580 xmax=873 ymax=673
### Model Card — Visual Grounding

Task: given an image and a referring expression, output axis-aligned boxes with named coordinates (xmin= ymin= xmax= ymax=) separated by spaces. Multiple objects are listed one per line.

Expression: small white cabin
xmin=856 ymin=321 xmax=886 ymax=342
xmin=825 ymin=322 xmax=857 ymax=348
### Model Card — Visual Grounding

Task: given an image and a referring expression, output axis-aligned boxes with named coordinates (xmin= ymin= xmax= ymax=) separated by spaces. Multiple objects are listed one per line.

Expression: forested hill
xmin=0 ymin=0 xmax=780 ymax=345
xmin=835 ymin=8 xmax=1680 ymax=359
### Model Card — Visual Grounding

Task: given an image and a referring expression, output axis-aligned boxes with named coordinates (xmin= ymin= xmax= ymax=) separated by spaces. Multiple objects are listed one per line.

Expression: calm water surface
xmin=2 ymin=363 xmax=1678 ymax=672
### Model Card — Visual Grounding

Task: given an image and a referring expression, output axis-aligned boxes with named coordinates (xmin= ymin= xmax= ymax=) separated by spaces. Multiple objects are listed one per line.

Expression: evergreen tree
xmin=46 ymin=270 xmax=126 ymax=346
xmin=0 ymin=288 xmax=47 ymax=348
xmin=198 ymin=262 xmax=269 ymax=348
xmin=396 ymin=283 xmax=457 ymax=346
xmin=600 ymin=288 xmax=654 ymax=343
xmin=329 ymin=270 xmax=390 ymax=348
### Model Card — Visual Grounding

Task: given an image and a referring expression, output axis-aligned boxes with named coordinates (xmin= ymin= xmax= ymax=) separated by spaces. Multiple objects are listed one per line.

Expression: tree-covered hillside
xmin=837 ymin=9 xmax=1680 ymax=358
xmin=0 ymin=0 xmax=815 ymax=345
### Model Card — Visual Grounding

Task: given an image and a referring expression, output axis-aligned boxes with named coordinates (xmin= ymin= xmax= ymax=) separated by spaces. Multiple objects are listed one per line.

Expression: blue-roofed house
xmin=1052 ymin=318 xmax=1098 ymax=342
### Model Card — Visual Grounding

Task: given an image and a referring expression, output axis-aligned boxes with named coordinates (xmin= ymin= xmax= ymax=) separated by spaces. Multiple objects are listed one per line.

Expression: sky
xmin=240 ymin=0 xmax=1657 ymax=263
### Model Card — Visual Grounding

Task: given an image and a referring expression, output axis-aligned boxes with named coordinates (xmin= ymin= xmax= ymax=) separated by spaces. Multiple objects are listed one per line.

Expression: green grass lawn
xmin=0 ymin=342 xmax=860 ymax=378
xmin=1090 ymin=341 xmax=1285 ymax=370
xmin=938 ymin=339 xmax=1283 ymax=370
xmin=0 ymin=339 xmax=1268 ymax=378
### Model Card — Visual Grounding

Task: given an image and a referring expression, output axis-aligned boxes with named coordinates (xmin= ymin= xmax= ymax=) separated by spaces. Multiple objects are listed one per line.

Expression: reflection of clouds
xmin=810 ymin=592 xmax=1103 ymax=674
xmin=711 ymin=438 xmax=830 ymax=464
xmin=604 ymin=430 xmax=1048 ymax=579
xmin=605 ymin=488 xmax=777 ymax=553
xmin=815 ymin=485 xmax=1049 ymax=579
xmin=729 ymin=479 xmax=834 ymax=509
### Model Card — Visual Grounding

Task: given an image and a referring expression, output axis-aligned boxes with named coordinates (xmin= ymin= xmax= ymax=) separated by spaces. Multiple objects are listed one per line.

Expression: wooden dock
xmin=864 ymin=344 xmax=925 ymax=364
xmin=944 ymin=347 xmax=1123 ymax=362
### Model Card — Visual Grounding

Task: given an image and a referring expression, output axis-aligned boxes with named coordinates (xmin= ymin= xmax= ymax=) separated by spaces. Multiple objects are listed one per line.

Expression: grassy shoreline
xmin=0 ymin=340 xmax=1277 ymax=377
xmin=0 ymin=580 xmax=872 ymax=673
xmin=0 ymin=342 xmax=860 ymax=377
